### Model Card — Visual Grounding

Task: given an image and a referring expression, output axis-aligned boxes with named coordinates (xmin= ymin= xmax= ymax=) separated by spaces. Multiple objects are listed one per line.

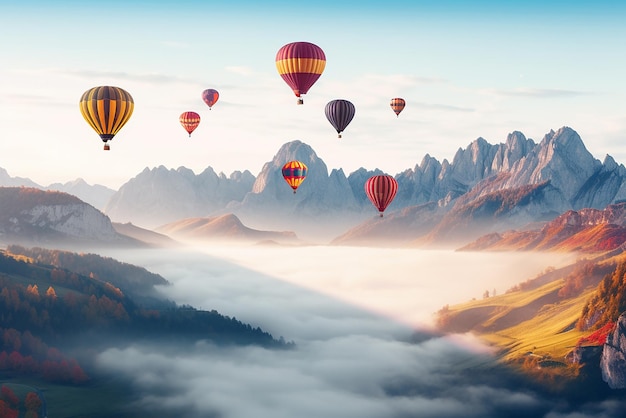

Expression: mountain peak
xmin=251 ymin=140 xmax=328 ymax=195
xmin=545 ymin=126 xmax=585 ymax=153
xmin=275 ymin=140 xmax=322 ymax=167
xmin=505 ymin=130 xmax=529 ymax=149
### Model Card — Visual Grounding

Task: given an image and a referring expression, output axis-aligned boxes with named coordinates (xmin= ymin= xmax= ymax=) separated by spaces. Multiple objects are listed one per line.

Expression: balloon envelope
xmin=325 ymin=99 xmax=355 ymax=138
xmin=276 ymin=41 xmax=326 ymax=104
xmin=282 ymin=161 xmax=308 ymax=193
xmin=365 ymin=175 xmax=398 ymax=216
xmin=202 ymin=89 xmax=219 ymax=109
xmin=179 ymin=111 xmax=201 ymax=137
xmin=390 ymin=97 xmax=405 ymax=117
xmin=79 ymin=86 xmax=134 ymax=150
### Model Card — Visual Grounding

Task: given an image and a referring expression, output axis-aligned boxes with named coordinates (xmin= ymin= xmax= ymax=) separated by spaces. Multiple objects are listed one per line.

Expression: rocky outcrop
xmin=601 ymin=313 xmax=626 ymax=389
xmin=0 ymin=187 xmax=136 ymax=247
xmin=22 ymin=203 xmax=118 ymax=240
xmin=566 ymin=346 xmax=603 ymax=365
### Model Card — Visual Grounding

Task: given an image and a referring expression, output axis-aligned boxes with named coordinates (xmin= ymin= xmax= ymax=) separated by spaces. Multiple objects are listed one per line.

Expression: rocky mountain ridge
xmin=337 ymin=127 xmax=626 ymax=246
xmin=460 ymin=203 xmax=626 ymax=252
xmin=3 ymin=126 xmax=626 ymax=245
xmin=104 ymin=166 xmax=256 ymax=229
xmin=103 ymin=126 xmax=626 ymax=244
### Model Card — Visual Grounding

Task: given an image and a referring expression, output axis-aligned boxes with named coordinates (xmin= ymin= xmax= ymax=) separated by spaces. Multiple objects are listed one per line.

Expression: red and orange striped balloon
xmin=179 ymin=111 xmax=201 ymax=137
xmin=282 ymin=161 xmax=308 ymax=193
xmin=276 ymin=41 xmax=326 ymax=105
xmin=365 ymin=175 xmax=398 ymax=217
xmin=79 ymin=86 xmax=134 ymax=150
xmin=390 ymin=97 xmax=405 ymax=117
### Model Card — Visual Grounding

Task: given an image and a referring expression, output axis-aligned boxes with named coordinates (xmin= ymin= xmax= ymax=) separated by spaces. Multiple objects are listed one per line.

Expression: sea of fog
xmin=94 ymin=245 xmax=625 ymax=418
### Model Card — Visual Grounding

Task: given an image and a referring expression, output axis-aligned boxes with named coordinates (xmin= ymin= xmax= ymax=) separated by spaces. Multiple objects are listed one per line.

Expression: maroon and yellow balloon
xmin=79 ymin=86 xmax=134 ymax=150
xmin=390 ymin=98 xmax=406 ymax=117
xmin=179 ymin=111 xmax=201 ymax=137
xmin=201 ymin=89 xmax=219 ymax=109
xmin=365 ymin=175 xmax=398 ymax=217
xmin=282 ymin=161 xmax=308 ymax=194
xmin=275 ymin=41 xmax=326 ymax=105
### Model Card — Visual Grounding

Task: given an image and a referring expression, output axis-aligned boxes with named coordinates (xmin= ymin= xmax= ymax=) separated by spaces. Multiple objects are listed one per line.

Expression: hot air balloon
xmin=325 ymin=99 xmax=355 ymax=138
xmin=282 ymin=161 xmax=308 ymax=193
xmin=79 ymin=86 xmax=134 ymax=150
xmin=390 ymin=97 xmax=405 ymax=117
xmin=275 ymin=41 xmax=326 ymax=105
xmin=365 ymin=175 xmax=398 ymax=217
xmin=179 ymin=111 xmax=201 ymax=137
xmin=202 ymin=89 xmax=219 ymax=109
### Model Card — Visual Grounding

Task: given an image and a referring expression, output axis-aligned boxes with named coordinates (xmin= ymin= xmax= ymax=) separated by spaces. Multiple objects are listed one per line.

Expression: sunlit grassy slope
xmin=438 ymin=251 xmax=626 ymax=364
xmin=443 ymin=280 xmax=583 ymax=359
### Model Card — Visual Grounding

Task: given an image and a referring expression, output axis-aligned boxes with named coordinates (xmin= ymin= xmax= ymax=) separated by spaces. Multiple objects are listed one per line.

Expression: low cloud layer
xmin=97 ymin=246 xmax=625 ymax=417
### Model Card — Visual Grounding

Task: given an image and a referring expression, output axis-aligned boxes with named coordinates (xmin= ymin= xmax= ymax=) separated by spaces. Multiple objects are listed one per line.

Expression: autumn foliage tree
xmin=0 ymin=385 xmax=19 ymax=418
xmin=578 ymin=260 xmax=626 ymax=331
xmin=25 ymin=391 xmax=43 ymax=416
xmin=0 ymin=327 xmax=89 ymax=384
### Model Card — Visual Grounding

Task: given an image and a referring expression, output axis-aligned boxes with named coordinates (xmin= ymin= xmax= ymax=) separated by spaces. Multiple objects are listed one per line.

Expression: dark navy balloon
xmin=324 ymin=99 xmax=355 ymax=138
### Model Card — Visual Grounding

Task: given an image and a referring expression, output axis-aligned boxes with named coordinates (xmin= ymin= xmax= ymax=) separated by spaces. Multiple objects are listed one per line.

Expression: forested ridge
xmin=0 ymin=247 xmax=289 ymax=385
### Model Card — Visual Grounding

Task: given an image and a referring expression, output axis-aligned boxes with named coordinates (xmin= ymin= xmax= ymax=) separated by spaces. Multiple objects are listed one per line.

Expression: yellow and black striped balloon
xmin=79 ymin=86 xmax=134 ymax=150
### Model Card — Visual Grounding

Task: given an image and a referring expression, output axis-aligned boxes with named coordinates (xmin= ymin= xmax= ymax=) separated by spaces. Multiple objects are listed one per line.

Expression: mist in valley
xmin=92 ymin=244 xmax=626 ymax=417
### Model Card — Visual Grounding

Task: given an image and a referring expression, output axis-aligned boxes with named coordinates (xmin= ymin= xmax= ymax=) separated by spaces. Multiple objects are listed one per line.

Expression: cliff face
xmin=22 ymin=203 xmax=119 ymax=240
xmin=601 ymin=312 xmax=626 ymax=389
xmin=0 ymin=187 xmax=135 ymax=247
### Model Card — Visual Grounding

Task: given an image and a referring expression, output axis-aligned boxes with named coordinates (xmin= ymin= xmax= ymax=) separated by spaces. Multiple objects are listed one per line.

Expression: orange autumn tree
xmin=45 ymin=286 xmax=57 ymax=299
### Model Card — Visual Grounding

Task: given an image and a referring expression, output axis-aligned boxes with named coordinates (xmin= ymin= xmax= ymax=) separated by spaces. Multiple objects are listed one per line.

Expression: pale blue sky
xmin=1 ymin=1 xmax=625 ymax=188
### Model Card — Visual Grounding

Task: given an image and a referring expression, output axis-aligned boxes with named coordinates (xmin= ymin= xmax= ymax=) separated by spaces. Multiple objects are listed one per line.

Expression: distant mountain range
xmin=3 ymin=126 xmax=626 ymax=246
xmin=335 ymin=127 xmax=626 ymax=246
xmin=0 ymin=168 xmax=115 ymax=210
xmin=460 ymin=202 xmax=626 ymax=253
